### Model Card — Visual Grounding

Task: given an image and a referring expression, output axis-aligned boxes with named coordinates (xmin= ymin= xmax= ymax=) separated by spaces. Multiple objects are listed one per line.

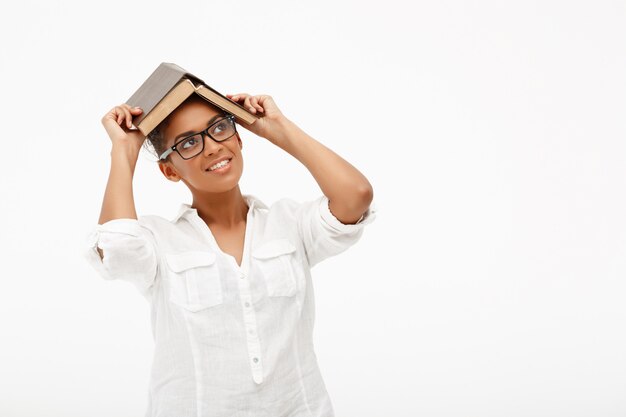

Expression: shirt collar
xmin=171 ymin=194 xmax=268 ymax=223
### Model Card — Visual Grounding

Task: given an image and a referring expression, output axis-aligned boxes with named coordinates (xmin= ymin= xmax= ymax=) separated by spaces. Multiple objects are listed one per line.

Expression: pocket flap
xmin=165 ymin=251 xmax=217 ymax=272
xmin=252 ymin=238 xmax=297 ymax=259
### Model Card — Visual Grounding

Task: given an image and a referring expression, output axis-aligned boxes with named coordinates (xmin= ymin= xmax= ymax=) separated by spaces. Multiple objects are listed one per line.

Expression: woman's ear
xmin=158 ymin=160 xmax=181 ymax=182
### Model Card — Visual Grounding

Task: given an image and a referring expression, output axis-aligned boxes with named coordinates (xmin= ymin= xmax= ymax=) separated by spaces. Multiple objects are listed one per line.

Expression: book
xmin=125 ymin=62 xmax=260 ymax=136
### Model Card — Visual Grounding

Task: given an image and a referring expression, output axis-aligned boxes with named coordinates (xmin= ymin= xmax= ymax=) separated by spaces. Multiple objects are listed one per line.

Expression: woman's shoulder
xmin=247 ymin=193 xmax=306 ymax=215
xmin=262 ymin=195 xmax=330 ymax=223
xmin=264 ymin=194 xmax=324 ymax=208
xmin=279 ymin=195 xmax=331 ymax=211
xmin=136 ymin=213 xmax=177 ymax=229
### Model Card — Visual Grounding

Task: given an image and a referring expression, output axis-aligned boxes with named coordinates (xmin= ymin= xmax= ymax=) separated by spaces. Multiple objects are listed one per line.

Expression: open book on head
xmin=125 ymin=62 xmax=260 ymax=136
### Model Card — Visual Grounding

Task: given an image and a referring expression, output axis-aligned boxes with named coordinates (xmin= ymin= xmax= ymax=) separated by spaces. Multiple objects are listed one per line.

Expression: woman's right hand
xmin=101 ymin=103 xmax=145 ymax=153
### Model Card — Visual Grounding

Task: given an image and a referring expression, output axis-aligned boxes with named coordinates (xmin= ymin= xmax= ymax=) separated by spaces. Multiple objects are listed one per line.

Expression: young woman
xmin=83 ymin=91 xmax=377 ymax=417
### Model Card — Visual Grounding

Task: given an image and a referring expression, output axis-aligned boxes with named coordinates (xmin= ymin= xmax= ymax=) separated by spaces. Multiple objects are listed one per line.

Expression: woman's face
xmin=158 ymin=97 xmax=243 ymax=194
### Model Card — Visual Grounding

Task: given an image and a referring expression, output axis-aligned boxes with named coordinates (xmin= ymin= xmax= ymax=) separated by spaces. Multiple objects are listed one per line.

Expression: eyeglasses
xmin=158 ymin=114 xmax=237 ymax=161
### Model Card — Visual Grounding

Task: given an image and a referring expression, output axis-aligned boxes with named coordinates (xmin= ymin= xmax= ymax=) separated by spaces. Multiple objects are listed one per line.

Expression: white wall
xmin=0 ymin=1 xmax=624 ymax=416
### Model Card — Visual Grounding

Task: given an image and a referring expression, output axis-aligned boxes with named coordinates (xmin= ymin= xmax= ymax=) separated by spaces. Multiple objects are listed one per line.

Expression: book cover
xmin=125 ymin=62 xmax=259 ymax=135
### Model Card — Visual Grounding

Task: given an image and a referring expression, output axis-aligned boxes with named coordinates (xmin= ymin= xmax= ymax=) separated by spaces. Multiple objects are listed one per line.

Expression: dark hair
xmin=142 ymin=94 xmax=225 ymax=163
xmin=143 ymin=117 xmax=171 ymax=162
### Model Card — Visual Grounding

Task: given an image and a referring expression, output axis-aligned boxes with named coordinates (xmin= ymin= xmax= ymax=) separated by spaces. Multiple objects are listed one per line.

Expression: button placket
xmin=235 ymin=261 xmax=263 ymax=383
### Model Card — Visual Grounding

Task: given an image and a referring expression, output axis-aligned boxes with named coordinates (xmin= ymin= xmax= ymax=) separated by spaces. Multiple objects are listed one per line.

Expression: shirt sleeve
xmin=295 ymin=195 xmax=377 ymax=269
xmin=82 ymin=218 xmax=159 ymax=295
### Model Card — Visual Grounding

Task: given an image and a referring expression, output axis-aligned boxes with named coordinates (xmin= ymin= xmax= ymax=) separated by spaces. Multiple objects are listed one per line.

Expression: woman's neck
xmin=191 ymin=187 xmax=249 ymax=228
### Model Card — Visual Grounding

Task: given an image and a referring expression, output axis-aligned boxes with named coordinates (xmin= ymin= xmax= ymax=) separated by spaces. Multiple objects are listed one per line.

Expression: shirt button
xmin=245 ymin=302 xmax=250 ymax=307
xmin=248 ymin=329 xmax=254 ymax=334
xmin=239 ymin=272 xmax=246 ymax=279
xmin=253 ymin=357 xmax=259 ymax=363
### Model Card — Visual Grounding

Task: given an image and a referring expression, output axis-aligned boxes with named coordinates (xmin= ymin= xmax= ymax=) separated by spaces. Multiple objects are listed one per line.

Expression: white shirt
xmin=82 ymin=194 xmax=377 ymax=417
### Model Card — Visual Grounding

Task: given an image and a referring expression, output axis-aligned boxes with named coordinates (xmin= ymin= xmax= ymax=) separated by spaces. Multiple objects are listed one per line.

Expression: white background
xmin=0 ymin=0 xmax=625 ymax=416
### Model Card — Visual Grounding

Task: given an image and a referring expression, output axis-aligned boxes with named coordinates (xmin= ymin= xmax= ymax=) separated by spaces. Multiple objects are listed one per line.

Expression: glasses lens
xmin=209 ymin=117 xmax=236 ymax=141
xmin=178 ymin=134 xmax=203 ymax=159
xmin=176 ymin=117 xmax=236 ymax=160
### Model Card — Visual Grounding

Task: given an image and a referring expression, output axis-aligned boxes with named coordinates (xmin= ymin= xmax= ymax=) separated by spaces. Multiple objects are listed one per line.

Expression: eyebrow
xmin=173 ymin=114 xmax=226 ymax=142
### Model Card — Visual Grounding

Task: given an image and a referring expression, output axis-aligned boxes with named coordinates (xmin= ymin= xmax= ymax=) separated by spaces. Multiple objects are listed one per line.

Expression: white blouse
xmin=82 ymin=194 xmax=377 ymax=417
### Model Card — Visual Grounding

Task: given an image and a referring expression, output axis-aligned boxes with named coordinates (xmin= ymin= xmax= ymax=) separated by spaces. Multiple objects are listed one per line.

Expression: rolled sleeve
xmin=82 ymin=218 xmax=159 ymax=295
xmin=319 ymin=194 xmax=377 ymax=231
xmin=297 ymin=195 xmax=377 ymax=269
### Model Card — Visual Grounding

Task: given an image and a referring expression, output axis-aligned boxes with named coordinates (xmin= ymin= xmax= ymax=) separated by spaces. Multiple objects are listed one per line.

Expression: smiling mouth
xmin=205 ymin=158 xmax=233 ymax=171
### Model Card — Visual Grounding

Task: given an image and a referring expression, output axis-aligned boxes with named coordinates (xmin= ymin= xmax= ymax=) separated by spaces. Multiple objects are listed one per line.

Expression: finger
xmin=115 ymin=108 xmax=124 ymax=125
xmin=251 ymin=96 xmax=263 ymax=113
xmin=120 ymin=103 xmax=134 ymax=117
xmin=251 ymin=96 xmax=264 ymax=112
xmin=126 ymin=108 xmax=141 ymax=125
xmin=231 ymin=93 xmax=247 ymax=101
xmin=102 ymin=109 xmax=118 ymax=126
xmin=114 ymin=107 xmax=127 ymax=127
xmin=244 ymin=96 xmax=256 ymax=113
xmin=232 ymin=94 xmax=258 ymax=113
xmin=120 ymin=106 xmax=132 ymax=128
xmin=124 ymin=106 xmax=141 ymax=124
xmin=248 ymin=97 xmax=257 ymax=113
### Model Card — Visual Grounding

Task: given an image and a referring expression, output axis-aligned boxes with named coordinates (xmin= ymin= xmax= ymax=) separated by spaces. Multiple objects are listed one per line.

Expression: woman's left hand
xmin=225 ymin=93 xmax=288 ymax=141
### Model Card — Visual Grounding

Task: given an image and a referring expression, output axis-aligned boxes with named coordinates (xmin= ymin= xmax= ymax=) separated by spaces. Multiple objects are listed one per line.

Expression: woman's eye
xmin=182 ymin=137 xmax=198 ymax=149
xmin=212 ymin=123 xmax=226 ymax=134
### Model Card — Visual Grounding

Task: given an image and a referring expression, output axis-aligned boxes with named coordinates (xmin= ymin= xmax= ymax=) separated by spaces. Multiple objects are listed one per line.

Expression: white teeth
xmin=209 ymin=159 xmax=230 ymax=171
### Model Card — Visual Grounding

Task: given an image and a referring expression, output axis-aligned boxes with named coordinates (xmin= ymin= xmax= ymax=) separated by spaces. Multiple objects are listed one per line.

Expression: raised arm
xmin=226 ymin=93 xmax=374 ymax=224
xmin=271 ymin=117 xmax=373 ymax=224
xmin=96 ymin=104 xmax=145 ymax=259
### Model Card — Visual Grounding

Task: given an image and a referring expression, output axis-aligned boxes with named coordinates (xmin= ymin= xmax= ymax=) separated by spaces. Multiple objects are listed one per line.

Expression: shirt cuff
xmin=82 ymin=218 xmax=153 ymax=281
xmin=318 ymin=195 xmax=377 ymax=233
xmin=84 ymin=218 xmax=144 ymax=251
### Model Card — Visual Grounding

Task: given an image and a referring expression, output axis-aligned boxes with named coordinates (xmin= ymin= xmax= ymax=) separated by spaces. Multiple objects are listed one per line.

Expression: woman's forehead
xmin=165 ymin=101 xmax=223 ymax=144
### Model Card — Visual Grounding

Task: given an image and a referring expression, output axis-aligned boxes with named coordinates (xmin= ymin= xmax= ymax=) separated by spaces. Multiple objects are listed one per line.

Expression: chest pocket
xmin=164 ymin=251 xmax=223 ymax=312
xmin=252 ymin=238 xmax=300 ymax=297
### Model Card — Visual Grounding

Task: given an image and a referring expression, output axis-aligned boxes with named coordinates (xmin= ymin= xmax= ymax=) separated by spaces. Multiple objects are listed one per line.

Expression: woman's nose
xmin=202 ymin=134 xmax=224 ymax=155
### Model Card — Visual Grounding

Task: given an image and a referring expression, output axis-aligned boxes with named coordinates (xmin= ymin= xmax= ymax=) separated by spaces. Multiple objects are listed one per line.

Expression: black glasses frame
xmin=159 ymin=114 xmax=237 ymax=161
